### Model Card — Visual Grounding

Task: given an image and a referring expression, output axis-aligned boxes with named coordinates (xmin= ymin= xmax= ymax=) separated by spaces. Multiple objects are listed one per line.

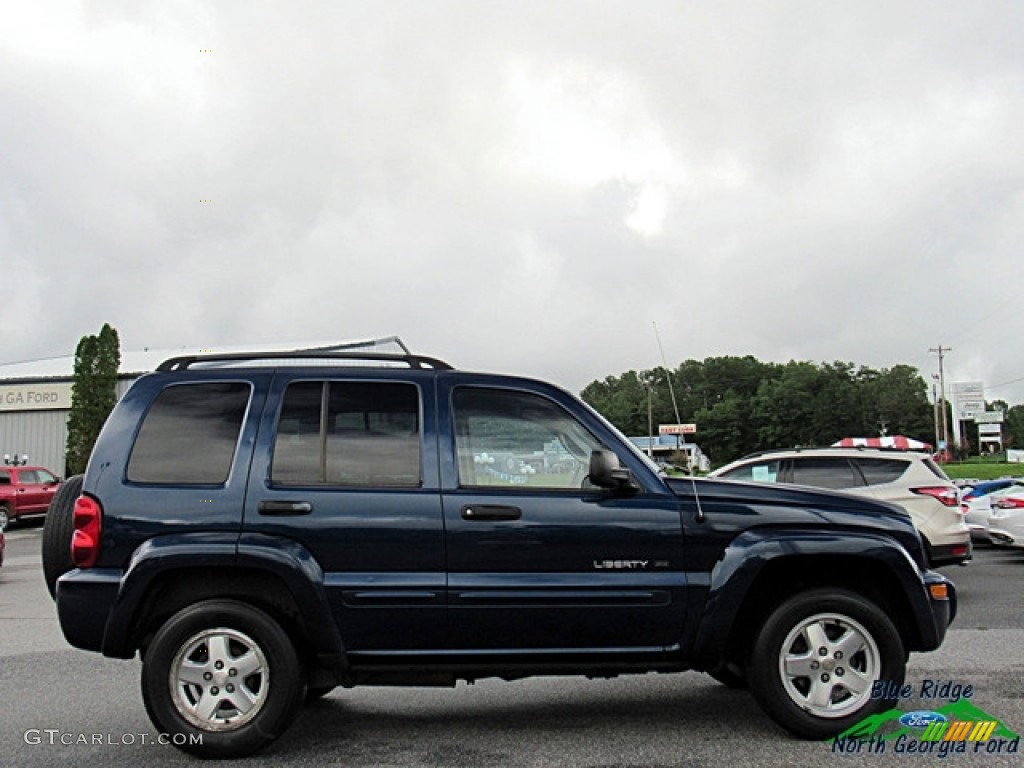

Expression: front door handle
xmin=258 ymin=500 xmax=313 ymax=516
xmin=461 ymin=504 xmax=521 ymax=521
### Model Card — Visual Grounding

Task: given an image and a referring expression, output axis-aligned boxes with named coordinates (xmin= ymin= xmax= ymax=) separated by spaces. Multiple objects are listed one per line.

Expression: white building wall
xmin=0 ymin=377 xmax=140 ymax=476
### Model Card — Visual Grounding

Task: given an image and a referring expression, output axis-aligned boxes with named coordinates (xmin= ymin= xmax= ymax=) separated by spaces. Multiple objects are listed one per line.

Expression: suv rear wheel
xmin=747 ymin=589 xmax=905 ymax=739
xmin=141 ymin=600 xmax=305 ymax=758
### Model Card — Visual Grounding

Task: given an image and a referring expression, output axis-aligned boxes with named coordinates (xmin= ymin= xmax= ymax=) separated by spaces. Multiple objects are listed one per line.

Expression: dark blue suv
xmin=48 ymin=351 xmax=957 ymax=757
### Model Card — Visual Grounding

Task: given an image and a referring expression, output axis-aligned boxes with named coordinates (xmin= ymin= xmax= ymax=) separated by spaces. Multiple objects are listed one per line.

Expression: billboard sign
xmin=953 ymin=381 xmax=985 ymax=421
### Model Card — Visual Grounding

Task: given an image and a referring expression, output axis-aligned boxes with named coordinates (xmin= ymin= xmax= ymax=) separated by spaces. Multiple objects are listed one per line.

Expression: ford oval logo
xmin=899 ymin=711 xmax=947 ymax=728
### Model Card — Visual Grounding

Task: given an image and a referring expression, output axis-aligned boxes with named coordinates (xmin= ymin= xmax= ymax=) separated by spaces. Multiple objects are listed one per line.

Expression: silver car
xmin=711 ymin=447 xmax=971 ymax=567
xmin=987 ymin=487 xmax=1024 ymax=548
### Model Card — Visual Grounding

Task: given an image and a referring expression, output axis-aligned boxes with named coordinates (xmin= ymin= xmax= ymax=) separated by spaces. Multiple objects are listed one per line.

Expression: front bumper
xmin=920 ymin=569 xmax=957 ymax=649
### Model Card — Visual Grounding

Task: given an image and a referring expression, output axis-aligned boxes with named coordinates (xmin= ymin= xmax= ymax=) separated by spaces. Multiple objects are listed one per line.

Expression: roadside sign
xmin=659 ymin=423 xmax=697 ymax=435
xmin=974 ymin=411 xmax=1004 ymax=424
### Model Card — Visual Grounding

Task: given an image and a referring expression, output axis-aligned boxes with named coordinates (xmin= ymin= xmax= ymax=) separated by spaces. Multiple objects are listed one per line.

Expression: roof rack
xmin=733 ymin=444 xmax=929 ymax=461
xmin=156 ymin=351 xmax=453 ymax=372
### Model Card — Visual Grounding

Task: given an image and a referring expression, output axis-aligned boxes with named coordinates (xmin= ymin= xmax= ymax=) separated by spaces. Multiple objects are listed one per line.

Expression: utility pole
xmin=930 ymin=346 xmax=951 ymax=460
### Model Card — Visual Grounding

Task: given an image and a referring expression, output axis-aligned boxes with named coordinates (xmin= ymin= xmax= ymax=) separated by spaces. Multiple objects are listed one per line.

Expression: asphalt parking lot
xmin=1 ymin=523 xmax=1021 ymax=767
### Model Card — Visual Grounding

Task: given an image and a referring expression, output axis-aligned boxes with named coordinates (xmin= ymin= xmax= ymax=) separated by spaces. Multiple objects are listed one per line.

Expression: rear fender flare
xmin=102 ymin=533 xmax=342 ymax=660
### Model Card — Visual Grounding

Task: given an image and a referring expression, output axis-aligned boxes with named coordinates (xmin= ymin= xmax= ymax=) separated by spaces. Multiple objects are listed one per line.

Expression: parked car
xmin=0 ymin=465 xmax=61 ymax=528
xmin=710 ymin=447 xmax=971 ymax=567
xmin=959 ymin=479 xmax=1024 ymax=543
xmin=987 ymin=487 xmax=1024 ymax=548
xmin=46 ymin=350 xmax=957 ymax=757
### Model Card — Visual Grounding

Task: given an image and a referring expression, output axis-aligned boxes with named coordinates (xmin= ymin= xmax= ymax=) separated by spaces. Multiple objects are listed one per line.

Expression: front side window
xmin=272 ymin=381 xmax=421 ymax=487
xmin=127 ymin=382 xmax=251 ymax=484
xmin=453 ymin=388 xmax=600 ymax=489
xmin=719 ymin=460 xmax=782 ymax=483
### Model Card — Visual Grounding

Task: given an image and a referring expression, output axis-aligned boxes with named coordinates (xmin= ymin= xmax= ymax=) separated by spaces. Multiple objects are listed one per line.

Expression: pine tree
xmin=65 ymin=324 xmax=121 ymax=475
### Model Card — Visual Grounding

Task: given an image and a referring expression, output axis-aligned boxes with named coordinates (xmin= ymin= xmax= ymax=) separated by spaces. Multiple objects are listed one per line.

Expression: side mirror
xmin=588 ymin=449 xmax=637 ymax=491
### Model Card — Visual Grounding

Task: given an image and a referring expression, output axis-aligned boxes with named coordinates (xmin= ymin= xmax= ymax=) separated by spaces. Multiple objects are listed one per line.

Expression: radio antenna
xmin=653 ymin=321 xmax=681 ymax=424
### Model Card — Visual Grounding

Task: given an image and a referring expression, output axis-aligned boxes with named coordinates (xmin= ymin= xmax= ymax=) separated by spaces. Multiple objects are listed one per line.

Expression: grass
xmin=941 ymin=459 xmax=1024 ymax=481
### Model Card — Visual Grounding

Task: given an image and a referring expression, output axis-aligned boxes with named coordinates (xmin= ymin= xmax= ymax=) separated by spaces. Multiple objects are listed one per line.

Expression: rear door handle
xmin=258 ymin=500 xmax=313 ymax=516
xmin=461 ymin=504 xmax=521 ymax=521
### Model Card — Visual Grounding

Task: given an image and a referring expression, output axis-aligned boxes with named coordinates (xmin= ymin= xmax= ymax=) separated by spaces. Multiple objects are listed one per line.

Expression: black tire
xmin=747 ymin=589 xmax=905 ymax=740
xmin=41 ymin=474 xmax=83 ymax=600
xmin=141 ymin=599 xmax=305 ymax=758
xmin=0 ymin=503 xmax=10 ymax=530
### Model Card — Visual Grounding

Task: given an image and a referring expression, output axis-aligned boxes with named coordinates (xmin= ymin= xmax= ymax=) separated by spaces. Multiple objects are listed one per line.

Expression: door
xmin=243 ymin=372 xmax=446 ymax=651
xmin=439 ymin=381 xmax=686 ymax=653
xmin=13 ymin=470 xmax=46 ymax=514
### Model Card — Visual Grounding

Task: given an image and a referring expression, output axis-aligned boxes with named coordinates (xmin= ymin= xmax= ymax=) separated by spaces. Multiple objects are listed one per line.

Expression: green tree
xmin=65 ymin=324 xmax=121 ymax=475
xmin=1004 ymin=404 xmax=1024 ymax=450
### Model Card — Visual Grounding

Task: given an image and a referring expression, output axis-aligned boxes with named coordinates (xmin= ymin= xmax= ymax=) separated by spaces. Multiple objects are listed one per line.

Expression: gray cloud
xmin=2 ymin=0 xmax=1023 ymax=406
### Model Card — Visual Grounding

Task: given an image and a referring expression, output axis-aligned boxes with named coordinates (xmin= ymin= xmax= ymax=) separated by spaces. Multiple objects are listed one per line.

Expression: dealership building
xmin=0 ymin=338 xmax=405 ymax=476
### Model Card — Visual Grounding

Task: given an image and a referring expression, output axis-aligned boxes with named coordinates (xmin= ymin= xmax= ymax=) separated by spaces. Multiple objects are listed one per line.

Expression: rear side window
xmin=790 ymin=457 xmax=859 ymax=489
xmin=855 ymin=458 xmax=908 ymax=486
xmin=272 ymin=381 xmax=421 ymax=487
xmin=127 ymin=382 xmax=251 ymax=484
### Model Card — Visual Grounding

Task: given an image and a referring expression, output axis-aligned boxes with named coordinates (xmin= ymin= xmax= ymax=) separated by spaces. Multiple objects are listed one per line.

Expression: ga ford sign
xmin=0 ymin=382 xmax=74 ymax=412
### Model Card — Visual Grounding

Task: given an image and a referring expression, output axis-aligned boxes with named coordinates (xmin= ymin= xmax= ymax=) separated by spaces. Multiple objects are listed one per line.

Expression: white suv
xmin=710 ymin=448 xmax=971 ymax=567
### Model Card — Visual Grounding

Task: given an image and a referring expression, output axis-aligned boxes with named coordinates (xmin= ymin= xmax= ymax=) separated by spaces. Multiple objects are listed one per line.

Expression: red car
xmin=0 ymin=465 xmax=61 ymax=528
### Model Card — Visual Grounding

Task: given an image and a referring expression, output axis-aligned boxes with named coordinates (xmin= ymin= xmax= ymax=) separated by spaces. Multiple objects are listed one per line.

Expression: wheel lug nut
xmin=211 ymin=686 xmax=219 ymax=695
xmin=810 ymin=661 xmax=820 ymax=670
xmin=229 ymin=668 xmax=237 ymax=677
xmin=821 ymin=674 xmax=830 ymax=682
xmin=204 ymin=672 xmax=213 ymax=681
xmin=836 ymin=668 xmax=845 ymax=677
xmin=835 ymin=651 xmax=843 ymax=660
xmin=818 ymin=647 xmax=828 ymax=656
xmin=215 ymin=661 xmax=224 ymax=670
xmin=226 ymin=684 xmax=234 ymax=693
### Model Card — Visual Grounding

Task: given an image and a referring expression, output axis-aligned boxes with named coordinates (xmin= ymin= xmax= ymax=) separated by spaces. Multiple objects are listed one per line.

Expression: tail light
xmin=71 ymin=495 xmax=102 ymax=568
xmin=911 ymin=486 xmax=960 ymax=508
xmin=994 ymin=497 xmax=1024 ymax=510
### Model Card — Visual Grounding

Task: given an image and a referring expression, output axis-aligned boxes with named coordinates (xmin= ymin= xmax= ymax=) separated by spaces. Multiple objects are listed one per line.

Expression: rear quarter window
xmin=127 ymin=382 xmax=251 ymax=484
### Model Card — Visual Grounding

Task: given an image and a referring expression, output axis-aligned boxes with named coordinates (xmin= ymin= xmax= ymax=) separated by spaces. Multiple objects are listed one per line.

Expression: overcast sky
xmin=3 ymin=1 xmax=1023 ymax=407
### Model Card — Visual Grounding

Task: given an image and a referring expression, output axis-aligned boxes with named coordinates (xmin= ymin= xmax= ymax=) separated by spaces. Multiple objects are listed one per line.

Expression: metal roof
xmin=0 ymin=336 xmax=411 ymax=382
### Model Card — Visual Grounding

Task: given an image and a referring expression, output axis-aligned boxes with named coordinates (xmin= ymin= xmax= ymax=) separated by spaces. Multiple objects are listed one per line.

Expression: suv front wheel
xmin=747 ymin=589 xmax=905 ymax=739
xmin=141 ymin=599 xmax=305 ymax=757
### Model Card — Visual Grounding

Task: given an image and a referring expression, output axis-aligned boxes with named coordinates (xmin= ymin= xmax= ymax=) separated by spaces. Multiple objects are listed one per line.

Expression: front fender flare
xmin=690 ymin=528 xmax=941 ymax=665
